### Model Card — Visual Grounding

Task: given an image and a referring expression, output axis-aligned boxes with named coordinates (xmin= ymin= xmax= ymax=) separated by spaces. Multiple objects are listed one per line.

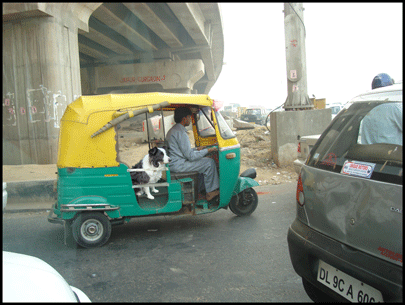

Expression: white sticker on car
xmin=341 ymin=160 xmax=376 ymax=178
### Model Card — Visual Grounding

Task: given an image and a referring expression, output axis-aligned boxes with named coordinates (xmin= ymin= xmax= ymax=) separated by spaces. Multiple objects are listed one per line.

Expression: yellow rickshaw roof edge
xmin=63 ymin=92 xmax=213 ymax=124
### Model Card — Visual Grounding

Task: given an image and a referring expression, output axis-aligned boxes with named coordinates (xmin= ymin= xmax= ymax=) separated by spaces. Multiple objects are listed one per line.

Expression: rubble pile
xmin=236 ymin=126 xmax=273 ymax=168
xmin=236 ymin=126 xmax=298 ymax=185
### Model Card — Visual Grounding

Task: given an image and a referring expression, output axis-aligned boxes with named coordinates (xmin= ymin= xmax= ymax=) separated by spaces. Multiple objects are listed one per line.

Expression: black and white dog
xmin=130 ymin=147 xmax=171 ymax=200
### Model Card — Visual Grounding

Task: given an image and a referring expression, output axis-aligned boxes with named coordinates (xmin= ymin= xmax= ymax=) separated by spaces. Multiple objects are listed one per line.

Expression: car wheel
xmin=302 ymin=278 xmax=333 ymax=303
xmin=72 ymin=212 xmax=112 ymax=248
xmin=229 ymin=188 xmax=258 ymax=216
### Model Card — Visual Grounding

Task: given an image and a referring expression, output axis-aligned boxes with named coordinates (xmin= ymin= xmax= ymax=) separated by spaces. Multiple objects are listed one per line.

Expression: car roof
xmin=351 ymin=83 xmax=402 ymax=102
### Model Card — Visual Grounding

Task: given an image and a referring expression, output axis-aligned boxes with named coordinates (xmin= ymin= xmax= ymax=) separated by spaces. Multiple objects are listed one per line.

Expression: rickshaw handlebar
xmin=91 ymin=101 xmax=170 ymax=138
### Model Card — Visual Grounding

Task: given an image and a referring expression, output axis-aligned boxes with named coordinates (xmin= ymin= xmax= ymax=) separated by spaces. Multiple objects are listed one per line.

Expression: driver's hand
xmin=208 ymin=146 xmax=218 ymax=153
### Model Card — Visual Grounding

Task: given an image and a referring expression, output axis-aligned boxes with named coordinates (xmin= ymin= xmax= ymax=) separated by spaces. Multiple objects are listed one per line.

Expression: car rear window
xmin=307 ymin=101 xmax=403 ymax=185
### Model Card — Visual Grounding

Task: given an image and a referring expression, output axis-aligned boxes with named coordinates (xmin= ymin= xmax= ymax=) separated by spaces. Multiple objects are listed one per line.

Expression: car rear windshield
xmin=307 ymin=101 xmax=402 ymax=185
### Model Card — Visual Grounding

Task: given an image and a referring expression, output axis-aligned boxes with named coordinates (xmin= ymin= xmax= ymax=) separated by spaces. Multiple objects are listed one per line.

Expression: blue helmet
xmin=371 ymin=73 xmax=394 ymax=89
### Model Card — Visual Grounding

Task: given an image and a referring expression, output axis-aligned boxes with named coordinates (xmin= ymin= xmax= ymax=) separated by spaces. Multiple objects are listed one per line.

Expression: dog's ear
xmin=149 ymin=147 xmax=158 ymax=156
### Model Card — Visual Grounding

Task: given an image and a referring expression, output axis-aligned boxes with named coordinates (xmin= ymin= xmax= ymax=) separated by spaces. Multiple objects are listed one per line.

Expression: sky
xmin=209 ymin=3 xmax=403 ymax=110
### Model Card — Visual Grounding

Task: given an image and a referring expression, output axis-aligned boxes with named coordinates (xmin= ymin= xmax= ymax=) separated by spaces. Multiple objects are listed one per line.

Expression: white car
xmin=2 ymin=251 xmax=91 ymax=302
xmin=3 ymin=177 xmax=90 ymax=302
xmin=326 ymin=103 xmax=344 ymax=119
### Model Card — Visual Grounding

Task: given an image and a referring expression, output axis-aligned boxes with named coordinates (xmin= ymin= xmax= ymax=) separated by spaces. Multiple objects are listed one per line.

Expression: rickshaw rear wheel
xmin=72 ymin=212 xmax=112 ymax=248
xmin=229 ymin=188 xmax=258 ymax=216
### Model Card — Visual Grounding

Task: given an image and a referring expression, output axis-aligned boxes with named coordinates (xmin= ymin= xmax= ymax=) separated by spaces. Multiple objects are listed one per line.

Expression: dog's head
xmin=148 ymin=146 xmax=171 ymax=167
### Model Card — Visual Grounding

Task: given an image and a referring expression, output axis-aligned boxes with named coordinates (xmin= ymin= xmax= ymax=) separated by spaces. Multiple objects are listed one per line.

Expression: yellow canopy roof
xmin=57 ymin=92 xmax=213 ymax=168
xmin=63 ymin=92 xmax=213 ymax=124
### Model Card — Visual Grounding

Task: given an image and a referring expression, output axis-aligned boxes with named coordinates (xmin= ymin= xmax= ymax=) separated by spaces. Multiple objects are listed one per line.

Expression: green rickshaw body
xmin=217 ymin=145 xmax=259 ymax=207
xmin=55 ymin=164 xmax=183 ymax=221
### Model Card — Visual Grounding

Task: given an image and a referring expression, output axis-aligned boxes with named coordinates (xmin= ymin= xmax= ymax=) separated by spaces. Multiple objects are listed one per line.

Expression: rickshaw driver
xmin=166 ymin=107 xmax=220 ymax=203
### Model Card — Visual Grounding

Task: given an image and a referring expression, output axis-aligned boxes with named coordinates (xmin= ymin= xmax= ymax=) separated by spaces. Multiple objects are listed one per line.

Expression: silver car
xmin=287 ymin=83 xmax=402 ymax=302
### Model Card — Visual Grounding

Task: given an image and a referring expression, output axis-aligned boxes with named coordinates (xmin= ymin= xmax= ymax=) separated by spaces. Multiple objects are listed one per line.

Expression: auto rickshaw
xmin=48 ymin=92 xmax=259 ymax=248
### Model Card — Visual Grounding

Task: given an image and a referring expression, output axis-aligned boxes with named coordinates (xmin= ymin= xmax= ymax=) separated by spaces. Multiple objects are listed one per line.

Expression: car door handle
xmin=226 ymin=153 xmax=236 ymax=159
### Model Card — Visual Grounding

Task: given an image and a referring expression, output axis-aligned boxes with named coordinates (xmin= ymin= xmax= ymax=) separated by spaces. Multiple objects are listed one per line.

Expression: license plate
xmin=317 ymin=260 xmax=383 ymax=302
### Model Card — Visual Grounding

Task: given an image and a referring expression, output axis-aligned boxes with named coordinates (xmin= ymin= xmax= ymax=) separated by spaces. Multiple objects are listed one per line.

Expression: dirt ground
xmin=2 ymin=125 xmax=298 ymax=186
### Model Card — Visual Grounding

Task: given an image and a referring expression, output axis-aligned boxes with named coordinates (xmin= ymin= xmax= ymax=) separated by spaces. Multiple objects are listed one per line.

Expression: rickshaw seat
xmin=170 ymin=171 xmax=199 ymax=203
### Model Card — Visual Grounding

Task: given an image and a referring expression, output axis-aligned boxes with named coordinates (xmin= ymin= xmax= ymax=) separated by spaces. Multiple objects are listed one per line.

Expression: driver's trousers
xmin=169 ymin=157 xmax=219 ymax=193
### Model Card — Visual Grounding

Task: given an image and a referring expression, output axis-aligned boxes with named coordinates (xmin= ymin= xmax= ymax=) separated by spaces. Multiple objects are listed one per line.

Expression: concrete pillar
xmin=269 ymin=3 xmax=330 ymax=167
xmin=2 ymin=3 xmax=101 ymax=165
xmin=283 ymin=3 xmax=312 ymax=110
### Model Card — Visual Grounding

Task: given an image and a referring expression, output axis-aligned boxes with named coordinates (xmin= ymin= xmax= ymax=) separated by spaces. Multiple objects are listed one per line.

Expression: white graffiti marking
xmin=26 ymin=85 xmax=67 ymax=127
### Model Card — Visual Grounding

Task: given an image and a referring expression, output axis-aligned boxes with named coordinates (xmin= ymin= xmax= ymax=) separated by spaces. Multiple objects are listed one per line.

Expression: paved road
xmin=2 ymin=183 xmax=312 ymax=302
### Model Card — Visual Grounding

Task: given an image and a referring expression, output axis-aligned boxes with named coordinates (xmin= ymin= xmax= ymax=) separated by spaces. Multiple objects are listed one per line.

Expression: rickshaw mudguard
xmin=58 ymin=195 xmax=120 ymax=220
xmin=233 ymin=176 xmax=259 ymax=194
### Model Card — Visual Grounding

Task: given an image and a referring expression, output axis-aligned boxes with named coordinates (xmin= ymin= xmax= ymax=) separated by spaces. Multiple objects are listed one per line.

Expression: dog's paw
xmin=152 ymin=189 xmax=159 ymax=193
xmin=147 ymin=195 xmax=155 ymax=200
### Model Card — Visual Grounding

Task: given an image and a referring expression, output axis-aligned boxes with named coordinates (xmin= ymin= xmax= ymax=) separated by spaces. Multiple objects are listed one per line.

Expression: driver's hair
xmin=174 ymin=107 xmax=192 ymax=123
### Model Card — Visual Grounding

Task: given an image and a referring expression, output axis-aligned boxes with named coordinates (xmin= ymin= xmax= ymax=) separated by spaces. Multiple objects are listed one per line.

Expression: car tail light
xmin=297 ymin=142 xmax=301 ymax=153
xmin=296 ymin=173 xmax=305 ymax=206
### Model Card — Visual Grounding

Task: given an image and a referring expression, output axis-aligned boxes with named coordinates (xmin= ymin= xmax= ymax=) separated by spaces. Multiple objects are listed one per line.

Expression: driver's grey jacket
xmin=166 ymin=123 xmax=219 ymax=193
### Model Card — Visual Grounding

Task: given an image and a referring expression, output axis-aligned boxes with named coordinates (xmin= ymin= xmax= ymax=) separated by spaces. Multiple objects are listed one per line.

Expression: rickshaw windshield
xmin=196 ymin=107 xmax=216 ymax=137
xmin=215 ymin=110 xmax=235 ymax=139
xmin=196 ymin=107 xmax=235 ymax=140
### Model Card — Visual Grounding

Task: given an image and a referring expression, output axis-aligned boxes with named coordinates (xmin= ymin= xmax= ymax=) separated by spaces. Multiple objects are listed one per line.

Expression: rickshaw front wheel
xmin=229 ymin=188 xmax=258 ymax=216
xmin=72 ymin=212 xmax=112 ymax=248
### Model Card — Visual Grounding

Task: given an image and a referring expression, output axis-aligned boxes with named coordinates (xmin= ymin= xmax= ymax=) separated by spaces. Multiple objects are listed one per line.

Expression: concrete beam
xmin=92 ymin=5 xmax=158 ymax=51
xmin=79 ymin=27 xmax=134 ymax=56
xmin=2 ymin=3 xmax=52 ymax=21
xmin=122 ymin=3 xmax=184 ymax=48
xmin=92 ymin=59 xmax=205 ymax=92
xmin=78 ymin=42 xmax=110 ymax=59
xmin=2 ymin=3 xmax=102 ymax=32
xmin=167 ymin=4 xmax=216 ymax=88
xmin=167 ymin=3 xmax=210 ymax=46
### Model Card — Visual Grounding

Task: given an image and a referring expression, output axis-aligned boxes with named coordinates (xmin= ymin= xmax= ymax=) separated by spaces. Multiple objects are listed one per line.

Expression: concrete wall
xmin=270 ymin=108 xmax=331 ymax=166
xmin=81 ymin=59 xmax=205 ymax=95
xmin=6 ymin=180 xmax=56 ymax=204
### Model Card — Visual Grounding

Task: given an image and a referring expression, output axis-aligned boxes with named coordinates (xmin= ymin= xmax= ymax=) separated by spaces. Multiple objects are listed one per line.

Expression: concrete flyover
xmin=2 ymin=3 xmax=224 ymax=165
